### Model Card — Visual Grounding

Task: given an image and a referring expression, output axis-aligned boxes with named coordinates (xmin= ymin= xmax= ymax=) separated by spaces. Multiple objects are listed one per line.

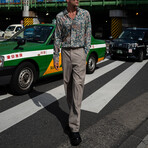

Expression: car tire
xmin=86 ymin=54 xmax=96 ymax=74
xmin=9 ymin=62 xmax=37 ymax=95
xmin=137 ymin=50 xmax=144 ymax=62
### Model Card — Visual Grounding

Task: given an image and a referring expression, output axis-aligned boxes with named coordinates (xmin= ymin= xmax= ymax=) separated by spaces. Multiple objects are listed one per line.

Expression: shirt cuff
xmin=84 ymin=47 xmax=90 ymax=55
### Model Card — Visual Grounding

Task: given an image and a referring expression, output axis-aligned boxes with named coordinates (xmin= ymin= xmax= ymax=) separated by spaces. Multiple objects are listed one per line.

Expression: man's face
xmin=67 ymin=0 xmax=79 ymax=7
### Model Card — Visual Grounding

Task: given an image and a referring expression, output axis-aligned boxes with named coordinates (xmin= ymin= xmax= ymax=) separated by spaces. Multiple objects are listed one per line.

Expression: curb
xmin=119 ymin=119 xmax=148 ymax=148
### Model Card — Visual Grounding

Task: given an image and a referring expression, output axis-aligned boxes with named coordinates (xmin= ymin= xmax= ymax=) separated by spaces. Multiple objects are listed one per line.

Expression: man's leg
xmin=69 ymin=48 xmax=86 ymax=132
xmin=62 ymin=48 xmax=86 ymax=146
xmin=61 ymin=49 xmax=73 ymax=110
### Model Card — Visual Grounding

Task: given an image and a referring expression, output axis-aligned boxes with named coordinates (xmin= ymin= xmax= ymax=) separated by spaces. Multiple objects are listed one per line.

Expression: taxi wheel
xmin=86 ymin=54 xmax=96 ymax=74
xmin=9 ymin=62 xmax=37 ymax=95
xmin=137 ymin=50 xmax=144 ymax=62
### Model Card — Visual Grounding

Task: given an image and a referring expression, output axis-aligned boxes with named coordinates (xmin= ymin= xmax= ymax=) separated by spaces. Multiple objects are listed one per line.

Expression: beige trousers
xmin=61 ymin=47 xmax=86 ymax=132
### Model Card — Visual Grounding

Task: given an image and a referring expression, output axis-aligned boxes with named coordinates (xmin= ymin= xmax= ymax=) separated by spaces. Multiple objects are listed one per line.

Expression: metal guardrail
xmin=0 ymin=0 xmax=148 ymax=9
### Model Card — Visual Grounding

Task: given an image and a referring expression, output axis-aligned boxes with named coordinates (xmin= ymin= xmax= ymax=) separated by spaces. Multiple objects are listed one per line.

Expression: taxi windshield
xmin=10 ymin=25 xmax=54 ymax=43
xmin=118 ymin=30 xmax=145 ymax=41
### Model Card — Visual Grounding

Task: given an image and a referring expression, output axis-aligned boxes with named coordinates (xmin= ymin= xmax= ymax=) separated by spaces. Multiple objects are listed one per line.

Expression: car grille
xmin=113 ymin=43 xmax=129 ymax=49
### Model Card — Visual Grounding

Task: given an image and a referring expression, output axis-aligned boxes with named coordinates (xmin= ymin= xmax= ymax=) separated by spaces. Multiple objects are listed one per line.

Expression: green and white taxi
xmin=0 ymin=24 xmax=106 ymax=95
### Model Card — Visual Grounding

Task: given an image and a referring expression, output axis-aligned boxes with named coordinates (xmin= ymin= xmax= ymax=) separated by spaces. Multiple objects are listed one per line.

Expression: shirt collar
xmin=63 ymin=7 xmax=80 ymax=16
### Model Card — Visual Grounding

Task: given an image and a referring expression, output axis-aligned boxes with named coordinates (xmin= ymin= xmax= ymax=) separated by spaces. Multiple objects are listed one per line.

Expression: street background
xmin=0 ymin=1 xmax=148 ymax=147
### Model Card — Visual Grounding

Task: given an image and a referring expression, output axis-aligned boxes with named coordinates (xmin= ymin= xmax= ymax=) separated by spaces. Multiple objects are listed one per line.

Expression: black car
xmin=109 ymin=28 xmax=148 ymax=62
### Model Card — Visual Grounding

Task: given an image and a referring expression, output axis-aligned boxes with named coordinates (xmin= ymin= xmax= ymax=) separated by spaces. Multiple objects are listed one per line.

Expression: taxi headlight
xmin=0 ymin=56 xmax=4 ymax=67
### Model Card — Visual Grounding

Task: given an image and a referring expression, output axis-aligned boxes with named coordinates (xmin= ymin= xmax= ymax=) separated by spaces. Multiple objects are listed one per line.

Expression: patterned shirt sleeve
xmin=84 ymin=11 xmax=92 ymax=55
xmin=53 ymin=16 xmax=62 ymax=62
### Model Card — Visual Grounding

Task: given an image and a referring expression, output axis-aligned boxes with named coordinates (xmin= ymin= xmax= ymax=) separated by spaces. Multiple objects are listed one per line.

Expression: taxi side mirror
xmin=17 ymin=39 xmax=26 ymax=46
xmin=14 ymin=39 xmax=26 ymax=50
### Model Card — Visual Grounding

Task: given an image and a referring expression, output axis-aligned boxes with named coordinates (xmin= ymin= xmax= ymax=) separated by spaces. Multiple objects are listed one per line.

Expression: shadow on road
xmin=29 ymin=89 xmax=69 ymax=133
xmin=0 ymin=86 xmax=8 ymax=95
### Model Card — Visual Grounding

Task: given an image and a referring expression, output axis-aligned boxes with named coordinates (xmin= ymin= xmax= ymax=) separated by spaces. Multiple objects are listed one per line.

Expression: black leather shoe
xmin=70 ymin=132 xmax=82 ymax=146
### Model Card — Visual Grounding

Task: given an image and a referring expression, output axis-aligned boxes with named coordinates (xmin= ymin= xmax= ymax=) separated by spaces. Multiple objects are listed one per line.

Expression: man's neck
xmin=67 ymin=5 xmax=77 ymax=13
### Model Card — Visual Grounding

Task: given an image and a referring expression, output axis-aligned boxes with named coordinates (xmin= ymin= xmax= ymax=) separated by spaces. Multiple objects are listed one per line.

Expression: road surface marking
xmin=0 ymin=94 xmax=12 ymax=101
xmin=0 ymin=57 xmax=110 ymax=101
xmin=0 ymin=61 xmax=124 ymax=133
xmin=85 ymin=60 xmax=124 ymax=84
xmin=81 ymin=60 xmax=148 ymax=113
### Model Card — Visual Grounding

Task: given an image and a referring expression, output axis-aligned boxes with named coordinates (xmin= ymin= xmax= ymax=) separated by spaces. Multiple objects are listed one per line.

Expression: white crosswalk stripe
xmin=0 ymin=57 xmax=109 ymax=101
xmin=0 ymin=60 xmax=124 ymax=133
xmin=0 ymin=59 xmax=147 ymax=133
xmin=81 ymin=60 xmax=148 ymax=113
xmin=0 ymin=94 xmax=12 ymax=101
xmin=85 ymin=60 xmax=124 ymax=84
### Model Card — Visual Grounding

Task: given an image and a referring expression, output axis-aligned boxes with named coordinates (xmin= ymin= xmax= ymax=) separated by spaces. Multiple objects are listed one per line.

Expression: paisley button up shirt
xmin=54 ymin=7 xmax=91 ymax=61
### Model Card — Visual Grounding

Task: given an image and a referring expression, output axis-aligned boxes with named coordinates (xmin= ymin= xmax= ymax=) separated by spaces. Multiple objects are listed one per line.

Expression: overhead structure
xmin=1 ymin=0 xmax=148 ymax=39
xmin=0 ymin=0 xmax=148 ymax=9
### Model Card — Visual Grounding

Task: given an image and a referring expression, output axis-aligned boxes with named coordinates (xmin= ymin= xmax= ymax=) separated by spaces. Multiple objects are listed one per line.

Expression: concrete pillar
xmin=23 ymin=0 xmax=39 ymax=27
xmin=109 ymin=10 xmax=126 ymax=39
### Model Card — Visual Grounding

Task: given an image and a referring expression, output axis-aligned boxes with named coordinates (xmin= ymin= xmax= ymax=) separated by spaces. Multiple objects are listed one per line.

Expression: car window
xmin=119 ymin=30 xmax=145 ymax=41
xmin=16 ymin=27 xmax=22 ymax=32
xmin=10 ymin=25 xmax=54 ymax=43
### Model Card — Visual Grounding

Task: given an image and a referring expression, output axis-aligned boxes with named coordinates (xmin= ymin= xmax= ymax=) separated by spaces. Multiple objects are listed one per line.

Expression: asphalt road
xmin=0 ymin=57 xmax=148 ymax=148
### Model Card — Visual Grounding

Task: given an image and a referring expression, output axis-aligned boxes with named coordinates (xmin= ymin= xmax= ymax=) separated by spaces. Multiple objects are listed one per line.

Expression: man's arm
xmin=84 ymin=11 xmax=92 ymax=55
xmin=54 ymin=16 xmax=62 ymax=70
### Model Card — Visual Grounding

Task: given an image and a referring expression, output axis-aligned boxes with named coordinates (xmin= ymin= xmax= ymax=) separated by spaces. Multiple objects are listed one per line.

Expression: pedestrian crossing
xmin=0 ymin=58 xmax=148 ymax=133
xmin=82 ymin=60 xmax=148 ymax=113
xmin=0 ymin=94 xmax=12 ymax=101
xmin=0 ymin=56 xmax=110 ymax=101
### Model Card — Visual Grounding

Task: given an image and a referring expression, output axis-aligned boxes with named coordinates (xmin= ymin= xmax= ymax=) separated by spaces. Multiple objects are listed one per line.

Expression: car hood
xmin=0 ymin=40 xmax=46 ymax=55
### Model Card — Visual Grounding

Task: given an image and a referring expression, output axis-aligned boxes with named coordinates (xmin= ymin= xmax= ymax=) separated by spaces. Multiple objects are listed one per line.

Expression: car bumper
xmin=111 ymin=49 xmax=137 ymax=59
xmin=0 ymin=66 xmax=16 ymax=85
xmin=111 ymin=53 xmax=137 ymax=59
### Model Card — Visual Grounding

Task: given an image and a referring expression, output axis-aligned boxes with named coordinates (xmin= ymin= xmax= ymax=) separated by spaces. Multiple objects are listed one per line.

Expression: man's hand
xmin=54 ymin=62 xmax=60 ymax=70
xmin=53 ymin=54 xmax=59 ymax=70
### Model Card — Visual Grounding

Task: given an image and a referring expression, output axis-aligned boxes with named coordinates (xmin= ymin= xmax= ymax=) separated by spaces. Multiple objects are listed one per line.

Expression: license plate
xmin=117 ymin=50 xmax=123 ymax=54
xmin=128 ymin=49 xmax=132 ymax=53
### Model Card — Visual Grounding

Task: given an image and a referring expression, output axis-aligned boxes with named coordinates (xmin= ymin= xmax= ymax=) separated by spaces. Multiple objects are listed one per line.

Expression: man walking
xmin=53 ymin=0 xmax=91 ymax=146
